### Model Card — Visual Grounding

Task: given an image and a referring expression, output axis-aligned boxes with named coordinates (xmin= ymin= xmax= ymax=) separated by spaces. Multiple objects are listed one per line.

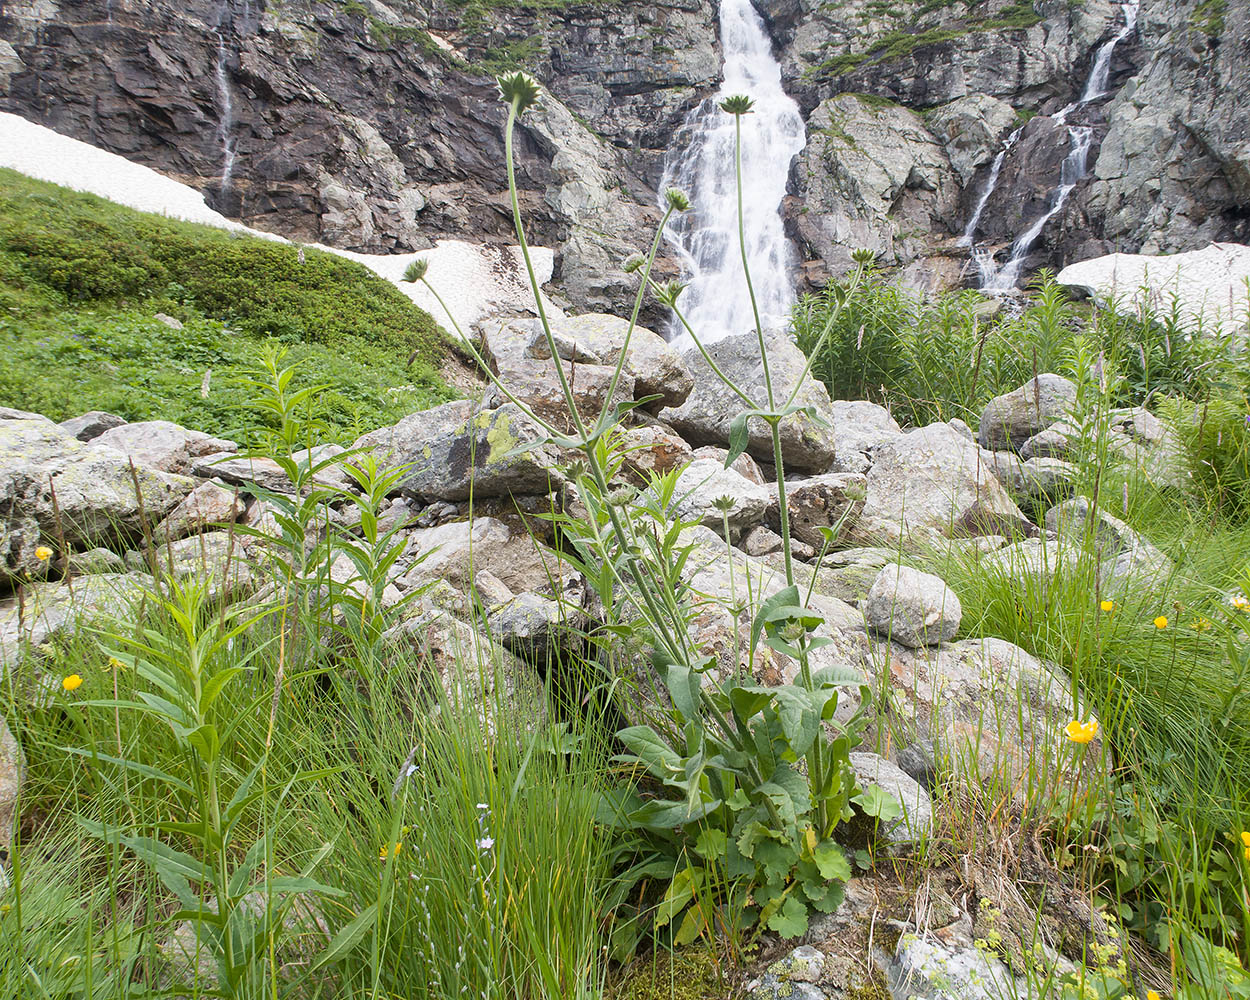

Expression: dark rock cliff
xmin=2 ymin=0 xmax=1247 ymax=306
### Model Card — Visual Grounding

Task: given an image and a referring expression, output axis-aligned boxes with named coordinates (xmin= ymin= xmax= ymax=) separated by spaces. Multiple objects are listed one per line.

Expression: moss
xmin=607 ymin=947 xmax=733 ymax=1000
xmin=474 ymin=34 xmax=547 ymax=75
xmin=1191 ymin=0 xmax=1227 ymax=36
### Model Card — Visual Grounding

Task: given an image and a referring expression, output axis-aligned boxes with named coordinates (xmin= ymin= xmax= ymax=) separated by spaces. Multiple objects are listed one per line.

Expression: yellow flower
xmin=62 ymin=674 xmax=83 ymax=692
xmin=1064 ymin=718 xmax=1099 ymax=744
xmin=1241 ymin=831 xmax=1250 ymax=862
xmin=1147 ymin=991 xmax=1160 ymax=1000
xmin=35 ymin=545 xmax=53 ymax=562
xmin=1099 ymin=599 xmax=1114 ymax=612
xmin=107 ymin=656 xmax=126 ymax=671
xmin=1231 ymin=593 xmax=1250 ymax=613
xmin=379 ymin=842 xmax=402 ymax=860
xmin=1153 ymin=616 xmax=1168 ymax=630
xmin=1190 ymin=617 xmax=1212 ymax=631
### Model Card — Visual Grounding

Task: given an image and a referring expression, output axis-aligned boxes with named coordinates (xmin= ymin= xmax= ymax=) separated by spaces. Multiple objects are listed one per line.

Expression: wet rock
xmin=977 ymin=375 xmax=1077 ymax=452
xmin=848 ymin=423 xmax=1034 ymax=546
xmin=794 ymin=94 xmax=958 ymax=278
xmin=355 ymin=401 xmax=564 ymax=502
xmin=661 ymin=330 xmax=837 ymax=474
xmin=927 ymin=94 xmax=1019 ymax=185
xmin=2 ymin=410 xmax=193 ymax=584
xmin=864 ymin=565 xmax=961 ymax=648
xmin=58 ymin=410 xmax=126 ymax=442
xmin=93 ymin=420 xmax=237 ymax=475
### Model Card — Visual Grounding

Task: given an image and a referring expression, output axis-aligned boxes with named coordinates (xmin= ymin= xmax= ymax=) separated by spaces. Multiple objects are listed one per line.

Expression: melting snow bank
xmin=1057 ymin=243 xmax=1250 ymax=339
xmin=0 ymin=111 xmax=555 ymax=334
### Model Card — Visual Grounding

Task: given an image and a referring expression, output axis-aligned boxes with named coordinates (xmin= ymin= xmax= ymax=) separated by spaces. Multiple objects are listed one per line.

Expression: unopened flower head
xmin=851 ymin=247 xmax=877 ymax=267
xmin=719 ymin=94 xmax=755 ymax=116
xmin=653 ymin=279 xmax=686 ymax=308
xmin=403 ymin=258 xmax=429 ymax=283
xmin=1241 ymin=830 xmax=1250 ymax=861
xmin=1064 ymin=718 xmax=1099 ymax=744
xmin=497 ymin=71 xmax=541 ymax=114
xmin=665 ymin=188 xmax=691 ymax=212
xmin=622 ymin=252 xmax=646 ymax=274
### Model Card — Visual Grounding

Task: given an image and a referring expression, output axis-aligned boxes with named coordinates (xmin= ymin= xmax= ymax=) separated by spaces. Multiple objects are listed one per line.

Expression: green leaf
xmin=694 ymin=827 xmax=727 ymax=861
xmin=311 ymin=903 xmax=378 ymax=973
xmin=853 ymin=784 xmax=902 ymax=823
xmin=628 ymin=797 xmax=721 ymax=832
xmin=60 ymin=747 xmax=192 ymax=795
xmin=653 ymin=868 xmax=696 ymax=929
xmin=726 ymin=411 xmax=753 ymax=467
xmin=615 ymin=726 xmax=682 ymax=778
xmin=813 ymin=841 xmax=851 ymax=882
xmin=729 ymin=685 xmax=772 ymax=723
xmin=766 ymin=895 xmax=808 ymax=938
xmin=751 ymin=586 xmax=801 ymax=653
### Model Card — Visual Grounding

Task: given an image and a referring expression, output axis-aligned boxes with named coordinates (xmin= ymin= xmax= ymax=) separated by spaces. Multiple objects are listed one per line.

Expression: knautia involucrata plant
xmin=413 ymin=72 xmax=878 ymax=950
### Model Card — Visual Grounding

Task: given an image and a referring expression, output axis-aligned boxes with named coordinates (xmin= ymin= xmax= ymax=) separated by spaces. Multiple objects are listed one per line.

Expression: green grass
xmin=0 ymin=168 xmax=454 ymax=444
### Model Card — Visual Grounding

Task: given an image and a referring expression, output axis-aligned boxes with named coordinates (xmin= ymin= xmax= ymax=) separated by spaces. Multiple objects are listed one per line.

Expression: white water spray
xmin=659 ymin=0 xmax=806 ymax=345
xmin=963 ymin=0 xmax=1138 ymax=289
xmin=213 ymin=2 xmax=238 ymax=191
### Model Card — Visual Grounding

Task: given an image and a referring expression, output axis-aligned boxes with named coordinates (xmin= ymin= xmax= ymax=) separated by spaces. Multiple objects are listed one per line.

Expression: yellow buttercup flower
xmin=1241 ymin=830 xmax=1250 ymax=862
xmin=1099 ymin=599 xmax=1114 ymax=612
xmin=35 ymin=545 xmax=53 ymax=562
xmin=1153 ymin=616 xmax=1168 ymax=630
xmin=1147 ymin=991 xmax=1160 ymax=1000
xmin=1064 ymin=718 xmax=1099 ymax=744
xmin=379 ymin=842 xmax=402 ymax=861
xmin=62 ymin=674 xmax=83 ymax=692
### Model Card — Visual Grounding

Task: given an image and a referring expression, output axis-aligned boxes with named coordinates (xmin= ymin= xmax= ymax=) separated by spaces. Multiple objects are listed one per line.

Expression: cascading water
xmin=658 ymin=0 xmax=806 ymax=345
xmin=212 ymin=0 xmax=251 ymax=193
xmin=963 ymin=0 xmax=1139 ymax=290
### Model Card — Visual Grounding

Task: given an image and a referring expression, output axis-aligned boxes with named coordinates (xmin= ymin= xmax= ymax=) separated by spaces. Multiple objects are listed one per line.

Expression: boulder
xmin=1 ymin=410 xmax=194 ymax=583
xmin=887 ymin=931 xmax=1028 ymax=1000
xmin=0 ymin=715 xmax=22 ymax=848
xmin=93 ymin=420 xmax=237 ymax=475
xmin=848 ymin=423 xmax=1034 ymax=545
xmin=691 ymin=445 xmax=768 ymax=485
xmin=864 ymin=565 xmax=961 ymax=648
xmin=58 ymin=410 xmax=126 ymax=442
xmin=154 ymin=481 xmax=246 ymax=542
xmin=669 ymin=460 xmax=771 ymax=537
xmin=66 ymin=547 xmax=128 ymax=575
xmin=977 ymin=375 xmax=1077 ymax=452
xmin=1044 ymin=497 xmax=1172 ymax=585
xmin=884 ymin=636 xmax=1104 ymax=797
xmin=985 ymin=451 xmax=1077 ymax=504
xmin=150 ymin=532 xmax=253 ymax=602
xmin=617 ymin=425 xmax=694 ymax=482
xmin=396 ymin=517 xmax=572 ymax=598
xmin=485 ymin=356 xmax=635 ymax=431
xmin=848 ymin=751 xmax=934 ymax=845
xmin=661 ymin=329 xmax=837 ymax=473
xmin=354 ymin=401 xmax=564 ymax=502
xmin=0 ymin=572 xmax=154 ymax=671
xmin=767 ymin=472 xmax=867 ymax=549
xmin=525 ymin=313 xmax=695 ymax=410
xmin=828 ymin=400 xmax=903 ymax=474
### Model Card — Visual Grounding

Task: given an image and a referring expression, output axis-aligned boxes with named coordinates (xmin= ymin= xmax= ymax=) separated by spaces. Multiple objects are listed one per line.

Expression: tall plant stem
xmin=733 ymin=113 xmax=774 ymax=409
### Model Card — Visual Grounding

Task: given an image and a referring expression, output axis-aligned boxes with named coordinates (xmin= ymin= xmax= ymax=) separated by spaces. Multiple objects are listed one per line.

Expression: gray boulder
xmin=93 ymin=420 xmax=237 ymax=475
xmin=864 ymin=565 xmax=961 ymax=648
xmin=660 ymin=329 xmax=837 ymax=474
xmin=848 ymin=751 xmax=934 ymax=845
xmin=0 ymin=715 xmax=22 ymax=849
xmin=154 ymin=481 xmax=246 ymax=542
xmin=767 ymin=472 xmax=867 ymax=549
xmin=848 ymin=423 xmax=1034 ymax=545
xmin=355 ymin=401 xmax=564 ymax=502
xmin=670 ymin=459 xmax=771 ymax=537
xmin=396 ymin=517 xmax=570 ymax=598
xmin=1045 ymin=496 xmax=1172 ymax=585
xmin=58 ymin=410 xmax=126 ymax=442
xmin=829 ymin=400 xmax=903 ymax=474
xmin=977 ymin=374 xmax=1077 ymax=451
xmin=927 ymin=94 xmax=1020 ymax=185
xmin=1 ymin=410 xmax=193 ymax=584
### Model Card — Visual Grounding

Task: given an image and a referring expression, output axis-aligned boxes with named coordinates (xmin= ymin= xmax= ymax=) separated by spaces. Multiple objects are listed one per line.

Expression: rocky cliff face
xmin=1 ymin=0 xmax=1247 ymax=309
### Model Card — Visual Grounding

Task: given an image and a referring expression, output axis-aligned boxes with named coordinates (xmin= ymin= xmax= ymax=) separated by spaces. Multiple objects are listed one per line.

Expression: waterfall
xmin=963 ymin=0 xmax=1139 ymax=290
xmin=212 ymin=0 xmax=245 ymax=192
xmin=658 ymin=0 xmax=806 ymax=346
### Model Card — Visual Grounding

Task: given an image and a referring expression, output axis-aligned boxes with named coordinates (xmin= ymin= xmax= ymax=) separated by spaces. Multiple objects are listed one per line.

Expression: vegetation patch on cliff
xmin=0 ymin=169 xmax=455 ymax=443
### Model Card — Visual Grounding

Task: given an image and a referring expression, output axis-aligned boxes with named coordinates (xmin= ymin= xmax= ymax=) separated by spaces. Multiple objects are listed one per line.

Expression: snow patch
xmin=0 ymin=111 xmax=556 ymax=335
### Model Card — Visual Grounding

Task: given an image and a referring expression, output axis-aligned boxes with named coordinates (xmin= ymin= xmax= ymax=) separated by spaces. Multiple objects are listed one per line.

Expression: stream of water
xmin=964 ymin=0 xmax=1139 ymax=290
xmin=658 ymin=0 xmax=806 ymax=345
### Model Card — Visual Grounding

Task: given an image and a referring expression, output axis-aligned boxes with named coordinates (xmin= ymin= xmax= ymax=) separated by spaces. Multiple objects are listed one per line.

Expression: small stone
xmin=58 ymin=410 xmax=127 ymax=442
xmin=864 ymin=565 xmax=961 ymax=648
xmin=153 ymin=312 xmax=184 ymax=330
xmin=474 ymin=569 xmax=515 ymax=609
xmin=849 ymin=751 xmax=934 ymax=844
